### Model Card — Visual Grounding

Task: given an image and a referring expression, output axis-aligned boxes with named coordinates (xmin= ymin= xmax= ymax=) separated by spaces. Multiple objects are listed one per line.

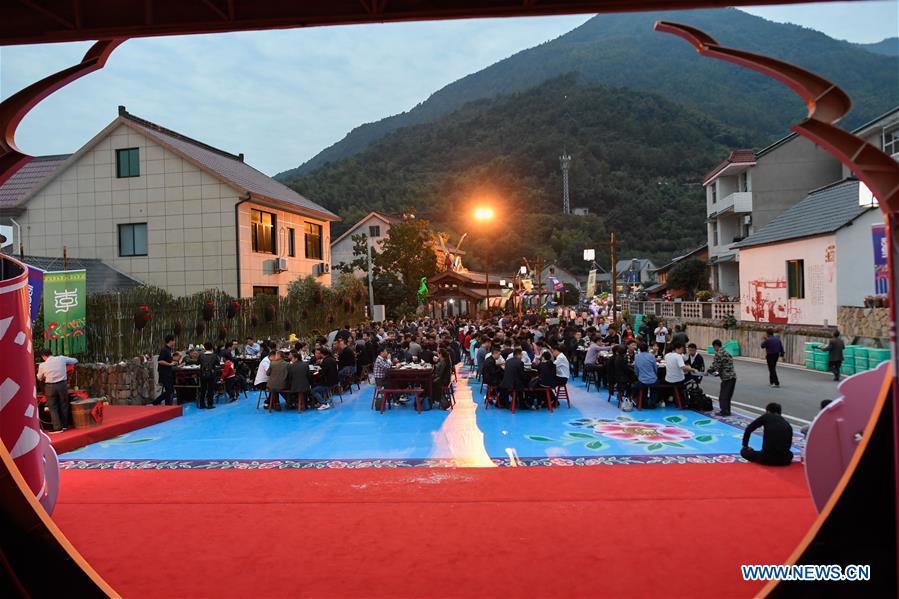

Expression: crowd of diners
xmin=151 ymin=310 xmax=738 ymax=416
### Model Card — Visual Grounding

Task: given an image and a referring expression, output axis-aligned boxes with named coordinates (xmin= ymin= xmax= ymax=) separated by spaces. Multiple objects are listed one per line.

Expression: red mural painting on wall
xmin=746 ymin=278 xmax=792 ymax=324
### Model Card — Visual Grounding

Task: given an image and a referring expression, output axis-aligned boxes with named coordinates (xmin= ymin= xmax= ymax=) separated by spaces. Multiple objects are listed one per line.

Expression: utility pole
xmin=610 ymin=232 xmax=618 ymax=320
xmin=560 ymin=152 xmax=572 ymax=215
xmin=366 ymin=236 xmax=375 ymax=320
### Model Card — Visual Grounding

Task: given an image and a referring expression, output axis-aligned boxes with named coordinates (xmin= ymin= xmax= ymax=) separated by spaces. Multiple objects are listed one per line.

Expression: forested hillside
xmin=291 ymin=77 xmax=754 ymax=273
xmin=277 ymin=8 xmax=899 ymax=180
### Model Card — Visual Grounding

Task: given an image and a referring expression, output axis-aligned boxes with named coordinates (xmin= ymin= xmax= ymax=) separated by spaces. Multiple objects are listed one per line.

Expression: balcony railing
xmin=624 ymin=300 xmax=741 ymax=321
xmin=708 ymin=191 xmax=752 ymax=217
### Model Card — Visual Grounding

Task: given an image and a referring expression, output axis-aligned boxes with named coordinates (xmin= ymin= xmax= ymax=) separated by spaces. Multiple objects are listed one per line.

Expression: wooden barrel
xmin=70 ymin=398 xmax=103 ymax=428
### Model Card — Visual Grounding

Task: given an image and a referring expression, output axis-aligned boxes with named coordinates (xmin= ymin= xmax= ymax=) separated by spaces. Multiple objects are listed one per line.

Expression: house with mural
xmin=733 ymin=179 xmax=882 ymax=327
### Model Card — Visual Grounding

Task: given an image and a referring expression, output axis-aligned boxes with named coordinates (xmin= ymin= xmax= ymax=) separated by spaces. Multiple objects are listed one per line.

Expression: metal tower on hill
xmin=560 ymin=151 xmax=572 ymax=214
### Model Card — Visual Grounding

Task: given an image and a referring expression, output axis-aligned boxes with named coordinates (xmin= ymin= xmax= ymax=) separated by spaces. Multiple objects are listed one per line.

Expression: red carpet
xmin=53 ymin=463 xmax=815 ymax=598
xmin=51 ymin=405 xmax=182 ymax=454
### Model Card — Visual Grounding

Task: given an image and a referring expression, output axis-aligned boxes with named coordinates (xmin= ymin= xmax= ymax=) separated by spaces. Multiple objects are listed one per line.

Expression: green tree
xmin=559 ymin=282 xmax=581 ymax=306
xmin=665 ymin=257 xmax=709 ymax=297
xmin=371 ymin=218 xmax=439 ymax=306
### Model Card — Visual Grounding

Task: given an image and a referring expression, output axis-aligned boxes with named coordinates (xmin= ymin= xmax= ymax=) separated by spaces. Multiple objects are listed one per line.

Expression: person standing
xmin=37 ymin=349 xmax=78 ymax=433
xmin=818 ymin=331 xmax=845 ymax=382
xmin=432 ymin=348 xmax=453 ymax=411
xmin=654 ymin=321 xmax=669 ymax=355
xmin=198 ymin=342 xmax=219 ymax=409
xmin=707 ymin=339 xmax=736 ymax=416
xmin=154 ymin=334 xmax=176 ymax=406
xmin=761 ymin=329 xmax=784 ymax=387
xmin=741 ymin=402 xmax=793 ymax=466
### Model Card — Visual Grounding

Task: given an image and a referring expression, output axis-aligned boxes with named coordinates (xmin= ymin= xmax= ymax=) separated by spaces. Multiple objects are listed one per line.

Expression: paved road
xmin=698 ymin=352 xmax=844 ymax=423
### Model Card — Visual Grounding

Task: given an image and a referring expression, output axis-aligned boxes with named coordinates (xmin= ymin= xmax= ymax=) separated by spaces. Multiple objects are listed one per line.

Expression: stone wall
xmin=837 ymin=306 xmax=890 ymax=342
xmin=673 ymin=323 xmax=830 ymax=366
xmin=75 ymin=360 xmax=157 ymax=405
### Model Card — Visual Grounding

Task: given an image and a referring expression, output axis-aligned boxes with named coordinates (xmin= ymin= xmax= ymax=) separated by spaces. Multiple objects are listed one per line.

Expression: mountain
xmin=276 ymin=8 xmax=899 ymax=181
xmin=855 ymin=37 xmax=899 ymax=57
xmin=290 ymin=77 xmax=754 ymax=272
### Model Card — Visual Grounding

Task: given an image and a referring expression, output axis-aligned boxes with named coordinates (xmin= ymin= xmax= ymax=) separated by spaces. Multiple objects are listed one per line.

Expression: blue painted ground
xmin=60 ymin=371 xmax=782 ymax=466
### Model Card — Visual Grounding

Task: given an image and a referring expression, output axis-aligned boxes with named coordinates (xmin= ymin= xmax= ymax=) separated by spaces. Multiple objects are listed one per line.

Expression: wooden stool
xmin=555 ymin=385 xmax=571 ymax=409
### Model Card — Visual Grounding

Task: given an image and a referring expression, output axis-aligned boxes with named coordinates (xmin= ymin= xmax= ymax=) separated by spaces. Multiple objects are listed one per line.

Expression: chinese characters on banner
xmin=27 ymin=265 xmax=45 ymax=322
xmin=872 ymin=224 xmax=888 ymax=294
xmin=586 ymin=269 xmax=597 ymax=298
xmin=42 ymin=269 xmax=87 ymax=355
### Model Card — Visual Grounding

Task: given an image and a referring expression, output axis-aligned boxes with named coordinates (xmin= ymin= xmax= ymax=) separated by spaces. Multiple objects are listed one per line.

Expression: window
xmin=369 ymin=225 xmax=381 ymax=238
xmin=304 ymin=222 xmax=323 ymax=260
xmin=786 ymin=260 xmax=805 ymax=299
xmin=710 ymin=184 xmax=717 ymax=203
xmin=712 ymin=225 xmax=719 ymax=246
xmin=885 ymin=126 xmax=899 ymax=156
xmin=253 ymin=286 xmax=278 ymax=296
xmin=251 ymin=209 xmax=276 ymax=254
xmin=118 ymin=223 xmax=148 ymax=257
xmin=287 ymin=228 xmax=296 ymax=257
xmin=738 ymin=172 xmax=748 ymax=192
xmin=116 ymin=148 xmax=140 ymax=178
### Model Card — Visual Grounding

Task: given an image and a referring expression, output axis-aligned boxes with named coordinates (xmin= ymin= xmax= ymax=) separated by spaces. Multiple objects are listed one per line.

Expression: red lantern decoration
xmin=226 ymin=300 xmax=240 ymax=319
xmin=250 ymin=315 xmax=259 ymax=328
xmin=264 ymin=304 xmax=276 ymax=322
xmin=196 ymin=320 xmax=206 ymax=336
xmin=202 ymin=300 xmax=216 ymax=321
xmin=173 ymin=319 xmax=184 ymax=335
xmin=133 ymin=304 xmax=151 ymax=330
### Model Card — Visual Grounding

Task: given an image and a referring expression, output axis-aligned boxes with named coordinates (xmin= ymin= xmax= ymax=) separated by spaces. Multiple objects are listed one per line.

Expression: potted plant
xmin=696 ymin=290 xmax=712 ymax=302
xmin=865 ymin=295 xmax=875 ymax=308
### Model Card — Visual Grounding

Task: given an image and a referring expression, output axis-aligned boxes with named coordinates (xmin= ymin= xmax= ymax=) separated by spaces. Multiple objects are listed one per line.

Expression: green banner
xmin=42 ymin=269 xmax=87 ymax=355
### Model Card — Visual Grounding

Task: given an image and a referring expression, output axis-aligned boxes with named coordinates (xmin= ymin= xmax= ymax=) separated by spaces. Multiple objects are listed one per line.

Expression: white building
xmin=734 ymin=179 xmax=882 ymax=326
xmin=0 ymin=106 xmax=338 ymax=297
xmin=330 ymin=211 xmax=401 ymax=274
xmin=703 ymin=137 xmax=842 ymax=298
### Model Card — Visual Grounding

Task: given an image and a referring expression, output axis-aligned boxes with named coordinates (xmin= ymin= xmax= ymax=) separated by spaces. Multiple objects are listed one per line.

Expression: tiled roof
xmin=120 ymin=109 xmax=338 ymax=220
xmin=16 ymin=254 xmax=144 ymax=294
xmin=0 ymin=155 xmax=70 ymax=210
xmin=733 ymin=179 xmax=871 ymax=249
xmin=702 ymin=149 xmax=756 ymax=186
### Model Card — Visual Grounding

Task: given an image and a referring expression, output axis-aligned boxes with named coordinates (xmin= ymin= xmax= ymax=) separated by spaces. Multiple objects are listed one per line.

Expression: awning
xmin=707 ymin=254 xmax=736 ymax=265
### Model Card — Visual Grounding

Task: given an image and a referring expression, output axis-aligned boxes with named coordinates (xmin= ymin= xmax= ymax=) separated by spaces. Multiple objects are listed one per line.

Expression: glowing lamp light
xmin=519 ymin=265 xmax=528 ymax=275
xmin=474 ymin=207 xmax=495 ymax=222
xmin=583 ymin=249 xmax=595 ymax=261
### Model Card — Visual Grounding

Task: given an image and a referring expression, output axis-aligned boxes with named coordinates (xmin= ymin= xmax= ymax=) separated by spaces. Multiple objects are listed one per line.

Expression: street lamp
xmin=473 ymin=205 xmax=496 ymax=314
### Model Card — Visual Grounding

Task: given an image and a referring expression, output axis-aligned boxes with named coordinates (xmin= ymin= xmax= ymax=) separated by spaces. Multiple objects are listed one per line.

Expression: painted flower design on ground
xmin=593 ymin=421 xmax=692 ymax=443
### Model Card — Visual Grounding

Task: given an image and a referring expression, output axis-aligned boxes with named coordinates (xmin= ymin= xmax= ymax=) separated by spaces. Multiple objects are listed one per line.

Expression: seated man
xmin=499 ymin=348 xmax=526 ymax=409
xmin=311 ymin=348 xmax=339 ymax=411
xmin=633 ymin=343 xmax=658 ymax=407
xmin=741 ymin=402 xmax=793 ymax=466
xmin=684 ymin=343 xmax=705 ymax=384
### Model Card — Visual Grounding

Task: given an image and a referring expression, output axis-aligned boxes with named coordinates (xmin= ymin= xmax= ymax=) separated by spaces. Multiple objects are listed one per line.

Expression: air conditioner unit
xmin=313 ymin=262 xmax=330 ymax=276
xmin=275 ymin=257 xmax=288 ymax=272
xmin=743 ymin=215 xmax=752 ymax=225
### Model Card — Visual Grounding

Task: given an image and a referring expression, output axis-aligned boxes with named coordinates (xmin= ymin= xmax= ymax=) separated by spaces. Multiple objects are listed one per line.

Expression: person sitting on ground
xmin=287 ymin=350 xmax=311 ymax=410
xmin=741 ymin=402 xmax=794 ymax=466
xmin=264 ymin=350 xmax=289 ymax=411
xmin=311 ymin=348 xmax=339 ymax=411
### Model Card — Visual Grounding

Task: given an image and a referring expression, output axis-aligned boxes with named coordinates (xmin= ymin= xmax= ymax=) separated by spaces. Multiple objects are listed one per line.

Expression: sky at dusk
xmin=1 ymin=2 xmax=896 ymax=176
